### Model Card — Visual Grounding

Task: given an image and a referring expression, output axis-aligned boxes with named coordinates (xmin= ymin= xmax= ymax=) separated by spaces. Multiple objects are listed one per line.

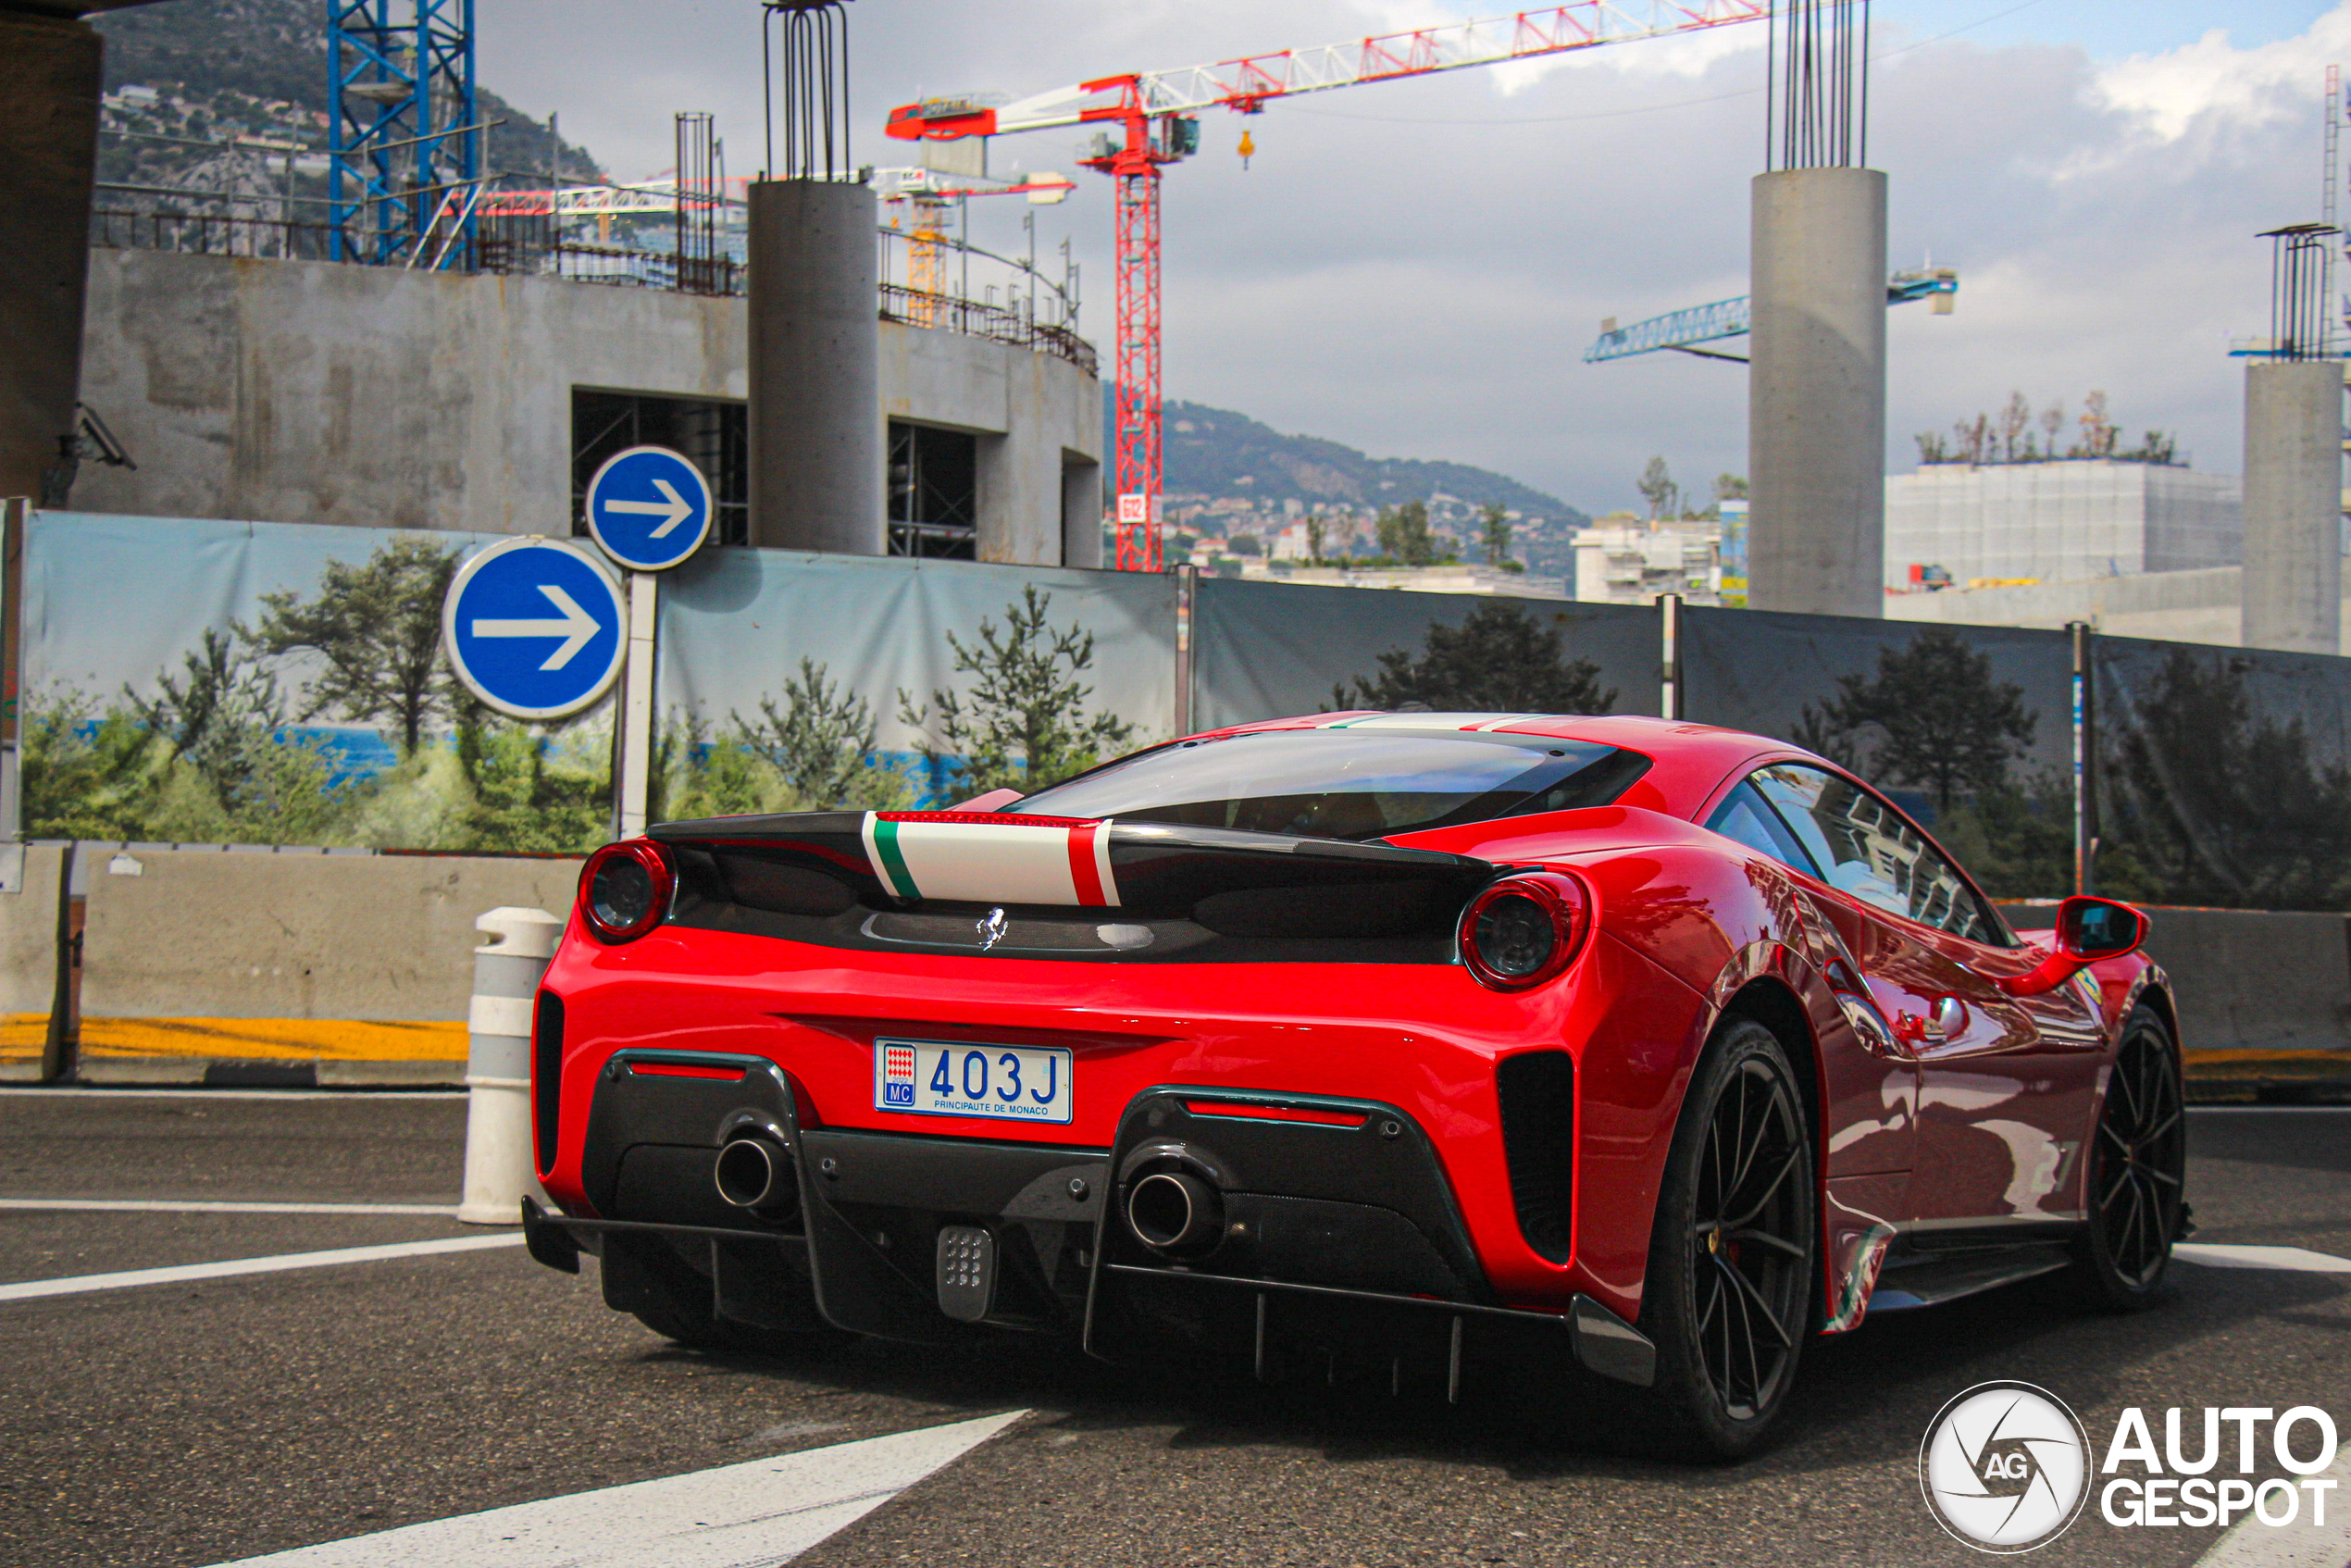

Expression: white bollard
xmin=456 ymin=906 xmax=566 ymax=1226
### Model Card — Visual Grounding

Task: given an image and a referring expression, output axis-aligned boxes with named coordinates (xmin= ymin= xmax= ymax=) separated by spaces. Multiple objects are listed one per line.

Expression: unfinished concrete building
xmin=68 ymin=238 xmax=1103 ymax=566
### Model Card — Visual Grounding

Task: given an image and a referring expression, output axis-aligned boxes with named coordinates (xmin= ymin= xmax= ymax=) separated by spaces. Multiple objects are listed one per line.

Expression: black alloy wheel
xmin=1642 ymin=1017 xmax=1816 ymax=1458
xmin=2075 ymin=1005 xmax=2185 ymax=1308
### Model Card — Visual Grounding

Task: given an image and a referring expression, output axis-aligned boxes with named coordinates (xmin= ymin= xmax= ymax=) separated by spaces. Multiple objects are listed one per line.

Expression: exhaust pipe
xmin=714 ymin=1136 xmax=798 ymax=1216
xmin=1126 ymin=1169 xmax=1223 ymax=1254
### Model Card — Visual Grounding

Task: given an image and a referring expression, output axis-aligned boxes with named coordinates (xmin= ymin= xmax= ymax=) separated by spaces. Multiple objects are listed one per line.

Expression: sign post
xmin=582 ymin=445 xmax=714 ymax=840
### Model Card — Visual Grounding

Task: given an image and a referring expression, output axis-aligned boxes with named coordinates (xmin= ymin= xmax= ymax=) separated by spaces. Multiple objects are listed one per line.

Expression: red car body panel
xmin=531 ymin=709 xmax=2168 ymax=1355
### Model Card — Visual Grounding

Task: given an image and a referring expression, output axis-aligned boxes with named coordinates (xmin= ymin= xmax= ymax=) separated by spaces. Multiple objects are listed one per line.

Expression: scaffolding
xmin=328 ymin=0 xmax=480 ymax=268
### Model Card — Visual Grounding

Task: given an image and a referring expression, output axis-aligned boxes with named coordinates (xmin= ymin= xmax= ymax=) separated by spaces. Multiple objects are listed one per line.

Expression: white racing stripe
xmin=0 ymin=1233 xmax=523 ymax=1302
xmin=0 ymin=1199 xmax=457 ymax=1216
xmin=2193 ymin=1441 xmax=2351 ymax=1566
xmin=2175 ymin=1244 xmax=2351 ymax=1275
xmin=206 ymin=1410 xmax=1029 ymax=1567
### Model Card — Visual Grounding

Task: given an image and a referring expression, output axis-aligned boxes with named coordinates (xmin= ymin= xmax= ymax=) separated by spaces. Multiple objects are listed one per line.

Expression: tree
xmin=131 ymin=627 xmax=292 ymax=812
xmin=1338 ymin=601 xmax=1615 ymax=714
xmin=1304 ymin=515 xmax=1327 ymax=567
xmin=1228 ymin=532 xmax=1263 ymax=557
xmin=249 ymin=537 xmax=466 ymax=753
xmin=2097 ymin=649 xmax=2351 ymax=909
xmin=2039 ymin=401 xmax=2066 ymax=459
xmin=1374 ymin=501 xmax=1437 ymax=566
xmin=1711 ymin=473 xmax=1748 ymax=503
xmin=1915 ymin=430 xmax=1950 ymax=465
xmin=899 ymin=585 xmax=1139 ymax=797
xmin=22 ymin=690 xmax=154 ymax=840
xmin=1996 ymin=391 xmax=2033 ymax=463
xmin=1478 ymin=501 xmax=1512 ymax=567
xmin=1637 ymin=456 xmax=1679 ymax=521
xmin=2078 ymin=391 xmax=2118 ymax=458
xmin=1797 ymin=627 xmax=2036 ymax=814
xmin=733 ymin=658 xmax=892 ymax=808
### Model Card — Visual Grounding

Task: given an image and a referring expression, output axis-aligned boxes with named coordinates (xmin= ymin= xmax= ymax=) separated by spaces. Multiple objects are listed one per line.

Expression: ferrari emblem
xmin=976 ymin=907 xmax=1009 ymax=951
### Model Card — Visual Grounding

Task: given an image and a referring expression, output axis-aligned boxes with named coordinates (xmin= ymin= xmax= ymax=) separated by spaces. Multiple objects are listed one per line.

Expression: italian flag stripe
xmin=866 ymin=815 xmax=922 ymax=900
xmin=1068 ymin=820 xmax=1107 ymax=905
xmin=860 ymin=812 xmax=1120 ymax=908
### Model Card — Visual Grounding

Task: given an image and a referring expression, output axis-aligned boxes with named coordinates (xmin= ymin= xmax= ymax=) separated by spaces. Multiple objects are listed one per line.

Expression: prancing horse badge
xmin=976 ymin=907 xmax=1009 ymax=951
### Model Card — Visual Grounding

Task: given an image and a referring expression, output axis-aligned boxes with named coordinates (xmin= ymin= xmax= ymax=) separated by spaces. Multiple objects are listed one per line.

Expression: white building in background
xmin=1883 ymin=460 xmax=2241 ymax=590
xmin=1573 ymin=522 xmax=1723 ymax=606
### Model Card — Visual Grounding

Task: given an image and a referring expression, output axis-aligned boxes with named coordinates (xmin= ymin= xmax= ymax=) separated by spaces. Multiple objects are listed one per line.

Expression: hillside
xmin=1112 ymin=398 xmax=1589 ymax=574
xmin=1156 ymin=400 xmax=1580 ymax=523
xmin=93 ymin=0 xmax=601 ymax=188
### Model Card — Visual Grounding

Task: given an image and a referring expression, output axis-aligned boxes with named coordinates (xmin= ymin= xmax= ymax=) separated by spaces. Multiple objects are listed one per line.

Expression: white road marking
xmin=0 ymin=1088 xmax=465 ymax=1101
xmin=0 ymin=1233 xmax=523 ymax=1302
xmin=206 ymin=1410 xmax=1030 ymax=1567
xmin=2175 ymin=1244 xmax=2351 ymax=1275
xmin=0 ymin=1199 xmax=456 ymax=1216
xmin=2193 ymin=1441 xmax=2351 ymax=1566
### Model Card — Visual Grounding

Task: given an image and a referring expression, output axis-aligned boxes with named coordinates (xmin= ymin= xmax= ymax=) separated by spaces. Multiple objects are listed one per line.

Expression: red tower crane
xmin=887 ymin=3 xmax=1767 ymax=572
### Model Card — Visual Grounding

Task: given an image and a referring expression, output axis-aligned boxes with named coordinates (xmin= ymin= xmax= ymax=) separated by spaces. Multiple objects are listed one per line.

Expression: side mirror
xmin=2000 ymin=895 xmax=2149 ymax=996
xmin=2059 ymin=896 xmax=2147 ymax=961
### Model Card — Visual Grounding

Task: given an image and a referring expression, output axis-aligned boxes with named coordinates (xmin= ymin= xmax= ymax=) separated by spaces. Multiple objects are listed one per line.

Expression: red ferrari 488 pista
xmin=519 ymin=712 xmax=2182 ymax=1455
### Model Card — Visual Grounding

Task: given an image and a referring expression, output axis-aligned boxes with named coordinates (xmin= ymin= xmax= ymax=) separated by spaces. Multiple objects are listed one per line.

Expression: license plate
xmin=873 ymin=1038 xmax=1073 ymax=1125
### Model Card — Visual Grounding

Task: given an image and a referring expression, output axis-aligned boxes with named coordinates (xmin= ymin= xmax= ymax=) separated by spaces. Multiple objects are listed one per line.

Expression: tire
xmin=2071 ymin=1003 xmax=2185 ymax=1311
xmin=1638 ymin=1016 xmax=1817 ymax=1460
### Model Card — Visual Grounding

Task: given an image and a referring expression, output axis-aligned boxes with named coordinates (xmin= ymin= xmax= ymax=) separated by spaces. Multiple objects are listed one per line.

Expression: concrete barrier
xmin=2006 ymin=902 xmax=2351 ymax=1086
xmin=76 ymin=847 xmax=583 ymax=1085
xmin=0 ymin=843 xmax=68 ymax=1080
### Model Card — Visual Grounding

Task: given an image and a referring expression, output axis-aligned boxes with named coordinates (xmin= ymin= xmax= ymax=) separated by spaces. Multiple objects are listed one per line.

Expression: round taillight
xmin=579 ymin=840 xmax=674 ymax=943
xmin=1460 ymin=873 xmax=1589 ymax=991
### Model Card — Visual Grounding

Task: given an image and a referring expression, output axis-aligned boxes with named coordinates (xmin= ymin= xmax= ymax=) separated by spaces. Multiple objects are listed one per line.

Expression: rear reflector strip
xmin=1182 ymin=1100 xmax=1368 ymax=1128
xmin=626 ymin=1062 xmax=745 ymax=1081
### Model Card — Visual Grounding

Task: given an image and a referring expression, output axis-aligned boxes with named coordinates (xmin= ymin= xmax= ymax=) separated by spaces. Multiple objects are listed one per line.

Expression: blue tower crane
xmin=328 ymin=0 xmax=480 ymax=268
xmin=1585 ymin=267 xmax=1959 ymax=364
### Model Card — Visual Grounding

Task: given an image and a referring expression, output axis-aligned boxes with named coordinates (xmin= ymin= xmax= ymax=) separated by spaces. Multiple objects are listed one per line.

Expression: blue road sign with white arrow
xmin=442 ymin=537 xmax=628 ymax=720
xmin=584 ymin=444 xmax=713 ymax=571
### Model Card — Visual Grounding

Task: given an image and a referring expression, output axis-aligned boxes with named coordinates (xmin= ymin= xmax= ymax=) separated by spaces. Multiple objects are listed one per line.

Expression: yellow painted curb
xmin=76 ymin=1017 xmax=470 ymax=1063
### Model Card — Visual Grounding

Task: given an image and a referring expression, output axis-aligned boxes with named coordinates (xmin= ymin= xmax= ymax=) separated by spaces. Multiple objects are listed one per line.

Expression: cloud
xmin=475 ymin=0 xmax=2348 ymax=515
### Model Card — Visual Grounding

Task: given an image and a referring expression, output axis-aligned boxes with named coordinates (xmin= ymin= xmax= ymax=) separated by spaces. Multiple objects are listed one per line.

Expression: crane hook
xmin=1238 ymin=129 xmax=1255 ymax=170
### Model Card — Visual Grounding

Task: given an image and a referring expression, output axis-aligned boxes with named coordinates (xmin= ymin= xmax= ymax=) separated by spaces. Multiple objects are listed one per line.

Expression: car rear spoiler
xmin=647 ymin=809 xmax=1497 ymax=930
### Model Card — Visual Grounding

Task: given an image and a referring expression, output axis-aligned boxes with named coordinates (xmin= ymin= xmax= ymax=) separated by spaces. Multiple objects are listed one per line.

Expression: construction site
xmin=7 ymin=3 xmax=2351 ymax=1564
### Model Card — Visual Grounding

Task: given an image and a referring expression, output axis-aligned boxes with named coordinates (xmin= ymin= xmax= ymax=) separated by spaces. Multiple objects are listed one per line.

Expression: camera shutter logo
xmin=1920 ymin=1382 xmax=2092 ymax=1552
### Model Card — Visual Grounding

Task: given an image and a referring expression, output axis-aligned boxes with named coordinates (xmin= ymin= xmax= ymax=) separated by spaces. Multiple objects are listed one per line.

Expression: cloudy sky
xmin=476 ymin=1 xmax=2350 ymax=516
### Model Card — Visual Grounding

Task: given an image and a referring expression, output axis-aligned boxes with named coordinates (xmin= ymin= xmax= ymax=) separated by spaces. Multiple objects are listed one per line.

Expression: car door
xmin=1703 ymin=778 xmax=1919 ymax=1183
xmin=1748 ymin=765 xmax=2102 ymax=1234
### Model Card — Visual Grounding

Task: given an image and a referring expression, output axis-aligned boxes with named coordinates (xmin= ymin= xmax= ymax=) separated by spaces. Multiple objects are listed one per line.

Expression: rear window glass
xmin=1007 ymin=729 xmax=1651 ymax=841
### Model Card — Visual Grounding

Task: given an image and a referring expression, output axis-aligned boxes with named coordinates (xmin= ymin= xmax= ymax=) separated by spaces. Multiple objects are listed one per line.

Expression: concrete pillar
xmin=747 ymin=179 xmax=884 ymax=554
xmin=1747 ymin=168 xmax=1888 ymax=617
xmin=2241 ymin=360 xmax=2344 ymax=653
xmin=0 ymin=9 xmax=103 ymax=504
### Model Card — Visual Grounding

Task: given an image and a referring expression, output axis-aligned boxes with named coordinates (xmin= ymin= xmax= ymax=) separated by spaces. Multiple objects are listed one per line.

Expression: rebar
xmin=1765 ymin=0 xmax=1869 ymax=171
xmin=762 ymin=2 xmax=852 ymax=181
xmin=2263 ymin=222 xmax=2339 ymax=360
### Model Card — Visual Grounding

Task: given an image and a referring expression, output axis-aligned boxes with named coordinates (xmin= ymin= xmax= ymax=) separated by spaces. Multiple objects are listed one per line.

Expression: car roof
xmin=1195 ymin=711 xmax=1803 ymax=822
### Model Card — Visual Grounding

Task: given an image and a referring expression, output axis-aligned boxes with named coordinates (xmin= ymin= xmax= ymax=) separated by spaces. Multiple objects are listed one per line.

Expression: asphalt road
xmin=0 ymin=1090 xmax=2345 ymax=1568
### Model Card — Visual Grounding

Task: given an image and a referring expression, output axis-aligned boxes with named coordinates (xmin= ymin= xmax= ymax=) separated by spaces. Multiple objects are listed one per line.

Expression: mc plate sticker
xmin=874 ymin=1038 xmax=1074 ymax=1125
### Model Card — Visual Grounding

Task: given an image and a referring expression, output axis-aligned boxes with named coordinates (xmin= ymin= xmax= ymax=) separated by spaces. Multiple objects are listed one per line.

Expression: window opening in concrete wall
xmin=572 ymin=390 xmax=749 ymax=546
xmin=889 ymin=420 xmax=978 ymax=559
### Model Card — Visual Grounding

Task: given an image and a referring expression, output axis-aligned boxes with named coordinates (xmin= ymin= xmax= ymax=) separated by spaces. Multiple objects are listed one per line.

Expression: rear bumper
xmin=526 ymin=1049 xmax=1654 ymax=1388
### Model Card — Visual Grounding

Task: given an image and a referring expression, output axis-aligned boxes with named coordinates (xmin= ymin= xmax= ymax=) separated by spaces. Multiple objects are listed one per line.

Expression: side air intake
xmin=532 ymin=991 xmax=566 ymax=1176
xmin=1496 ymin=1050 xmax=1575 ymax=1263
